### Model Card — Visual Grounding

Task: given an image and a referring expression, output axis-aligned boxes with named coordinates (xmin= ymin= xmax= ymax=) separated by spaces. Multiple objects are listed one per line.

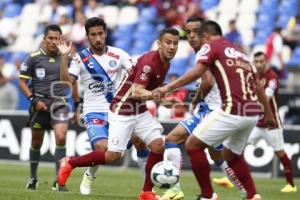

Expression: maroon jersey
xmin=257 ymin=68 xmax=282 ymax=128
xmin=110 ymin=50 xmax=169 ymax=115
xmin=196 ymin=37 xmax=261 ymax=116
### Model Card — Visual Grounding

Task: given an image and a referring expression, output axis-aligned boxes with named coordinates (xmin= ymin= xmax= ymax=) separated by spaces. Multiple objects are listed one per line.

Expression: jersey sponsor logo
xmin=88 ymin=62 xmax=94 ymax=68
xmin=88 ymin=81 xmax=114 ymax=94
xmin=107 ymin=52 xmax=120 ymax=60
xmin=224 ymin=47 xmax=250 ymax=62
xmin=140 ymin=73 xmax=148 ymax=81
xmin=49 ymin=58 xmax=55 ymax=63
xmin=197 ymin=44 xmax=211 ymax=59
xmin=35 ymin=68 xmax=45 ymax=79
xmin=109 ymin=59 xmax=117 ymax=67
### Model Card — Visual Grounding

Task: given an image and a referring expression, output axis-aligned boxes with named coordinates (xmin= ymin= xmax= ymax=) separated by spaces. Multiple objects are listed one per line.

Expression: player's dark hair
xmin=186 ymin=15 xmax=205 ymax=24
xmin=44 ymin=24 xmax=62 ymax=36
xmin=253 ymin=51 xmax=266 ymax=58
xmin=159 ymin=28 xmax=179 ymax=40
xmin=197 ymin=20 xmax=223 ymax=36
xmin=85 ymin=17 xmax=107 ymax=34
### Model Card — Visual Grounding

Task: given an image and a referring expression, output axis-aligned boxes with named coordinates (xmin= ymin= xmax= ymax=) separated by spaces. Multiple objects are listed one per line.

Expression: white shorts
xmin=247 ymin=127 xmax=284 ymax=151
xmin=192 ymin=109 xmax=259 ymax=155
xmin=107 ymin=111 xmax=164 ymax=152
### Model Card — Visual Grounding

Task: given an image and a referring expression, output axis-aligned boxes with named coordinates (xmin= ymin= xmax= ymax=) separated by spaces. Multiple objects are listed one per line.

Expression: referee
xmin=19 ymin=24 xmax=78 ymax=191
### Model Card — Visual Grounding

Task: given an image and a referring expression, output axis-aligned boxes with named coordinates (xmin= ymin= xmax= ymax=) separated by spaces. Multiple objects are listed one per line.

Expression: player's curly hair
xmin=85 ymin=17 xmax=107 ymax=34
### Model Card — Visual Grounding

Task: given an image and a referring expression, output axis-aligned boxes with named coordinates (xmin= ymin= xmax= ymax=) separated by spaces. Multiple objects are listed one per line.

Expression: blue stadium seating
xmin=139 ymin=6 xmax=157 ymax=22
xmin=200 ymin=0 xmax=219 ymax=11
xmin=3 ymin=3 xmax=22 ymax=18
xmin=287 ymin=47 xmax=300 ymax=68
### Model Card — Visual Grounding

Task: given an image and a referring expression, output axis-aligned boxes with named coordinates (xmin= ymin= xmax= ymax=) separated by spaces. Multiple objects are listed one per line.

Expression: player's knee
xmin=275 ymin=150 xmax=285 ymax=158
xmin=132 ymin=138 xmax=147 ymax=151
xmin=105 ymin=151 xmax=121 ymax=164
xmin=94 ymin=140 xmax=108 ymax=151
xmin=149 ymin=138 xmax=165 ymax=154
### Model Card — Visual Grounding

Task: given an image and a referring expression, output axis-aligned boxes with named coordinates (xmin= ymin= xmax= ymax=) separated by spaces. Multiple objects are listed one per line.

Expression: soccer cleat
xmin=58 ymin=157 xmax=74 ymax=187
xmin=161 ymin=187 xmax=184 ymax=200
xmin=52 ymin=180 xmax=68 ymax=192
xmin=26 ymin=178 xmax=38 ymax=190
xmin=246 ymin=194 xmax=262 ymax=200
xmin=280 ymin=184 xmax=297 ymax=193
xmin=213 ymin=176 xmax=234 ymax=189
xmin=196 ymin=193 xmax=219 ymax=200
xmin=80 ymin=172 xmax=95 ymax=195
xmin=139 ymin=191 xmax=161 ymax=200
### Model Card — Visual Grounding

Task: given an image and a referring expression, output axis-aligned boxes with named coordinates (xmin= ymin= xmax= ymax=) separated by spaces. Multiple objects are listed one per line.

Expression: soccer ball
xmin=151 ymin=161 xmax=180 ymax=188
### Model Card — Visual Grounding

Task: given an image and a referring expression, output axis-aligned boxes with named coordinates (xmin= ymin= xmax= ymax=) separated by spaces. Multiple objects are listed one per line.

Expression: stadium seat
xmin=139 ymin=6 xmax=157 ymax=22
xmin=240 ymin=29 xmax=254 ymax=46
xmin=113 ymin=24 xmax=136 ymax=40
xmin=236 ymin=13 xmax=256 ymax=29
xmin=239 ymin=0 xmax=259 ymax=13
xmin=205 ymin=8 xmax=218 ymax=21
xmin=217 ymin=12 xmax=237 ymax=33
xmin=200 ymin=0 xmax=219 ymax=11
xmin=3 ymin=3 xmax=22 ymax=18
xmin=118 ymin=6 xmax=139 ymax=26
xmin=169 ymin=58 xmax=189 ymax=76
xmin=218 ymin=0 xmax=239 ymax=12
xmin=9 ymin=35 xmax=35 ymax=52
xmin=100 ymin=5 xmax=120 ymax=29
xmin=287 ymin=47 xmax=300 ymax=68
xmin=113 ymin=38 xmax=132 ymax=52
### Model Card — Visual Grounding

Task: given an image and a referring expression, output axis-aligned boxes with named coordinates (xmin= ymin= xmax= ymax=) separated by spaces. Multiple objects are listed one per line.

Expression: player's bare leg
xmin=53 ymin=123 xmax=68 ymax=191
xmin=80 ymin=139 xmax=107 ymax=195
xmin=139 ymin=138 xmax=165 ymax=200
xmin=162 ymin=125 xmax=187 ymax=200
xmin=275 ymin=150 xmax=297 ymax=192
xmin=131 ymin=135 xmax=149 ymax=179
xmin=26 ymin=129 xmax=45 ymax=190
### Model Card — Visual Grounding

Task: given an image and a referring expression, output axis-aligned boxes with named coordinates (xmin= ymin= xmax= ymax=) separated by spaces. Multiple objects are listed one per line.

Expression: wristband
xmin=28 ymin=95 xmax=34 ymax=101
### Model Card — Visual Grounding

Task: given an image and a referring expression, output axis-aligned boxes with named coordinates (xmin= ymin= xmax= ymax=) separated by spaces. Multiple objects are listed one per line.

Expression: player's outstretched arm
xmin=161 ymin=62 xmax=208 ymax=95
xmin=132 ymin=83 xmax=154 ymax=100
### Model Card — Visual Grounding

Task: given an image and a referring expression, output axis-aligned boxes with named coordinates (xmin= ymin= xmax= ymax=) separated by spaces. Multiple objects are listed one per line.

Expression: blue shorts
xmin=84 ymin=112 xmax=109 ymax=148
xmin=179 ymin=100 xmax=224 ymax=151
xmin=179 ymin=100 xmax=211 ymax=135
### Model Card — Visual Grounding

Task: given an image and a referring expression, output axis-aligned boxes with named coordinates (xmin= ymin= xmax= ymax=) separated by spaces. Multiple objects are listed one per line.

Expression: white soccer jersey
xmin=195 ymin=50 xmax=221 ymax=110
xmin=69 ymin=46 xmax=134 ymax=115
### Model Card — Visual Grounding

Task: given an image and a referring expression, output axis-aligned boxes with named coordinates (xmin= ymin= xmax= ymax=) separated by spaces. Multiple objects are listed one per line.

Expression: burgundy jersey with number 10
xmin=196 ymin=37 xmax=261 ymax=116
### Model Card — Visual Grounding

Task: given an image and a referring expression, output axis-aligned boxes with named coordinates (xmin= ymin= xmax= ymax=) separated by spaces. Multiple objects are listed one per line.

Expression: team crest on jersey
xmin=20 ymin=63 xmax=28 ymax=71
xmin=198 ymin=44 xmax=211 ymax=56
xmin=35 ymin=68 xmax=45 ymax=79
xmin=143 ymin=65 xmax=151 ymax=73
xmin=109 ymin=59 xmax=117 ymax=67
xmin=140 ymin=73 xmax=148 ymax=81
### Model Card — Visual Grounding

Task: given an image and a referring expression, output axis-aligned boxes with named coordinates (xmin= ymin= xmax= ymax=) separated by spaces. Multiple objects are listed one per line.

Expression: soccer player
xmin=155 ymin=20 xmax=276 ymax=200
xmin=57 ymin=17 xmax=149 ymax=195
xmin=19 ymin=24 xmax=77 ymax=191
xmin=57 ymin=27 xmax=180 ymax=200
xmin=162 ymin=16 xmax=246 ymax=200
xmin=247 ymin=52 xmax=296 ymax=193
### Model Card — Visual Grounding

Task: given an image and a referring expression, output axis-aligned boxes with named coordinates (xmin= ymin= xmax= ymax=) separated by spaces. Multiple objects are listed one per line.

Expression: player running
xmin=247 ymin=52 xmax=296 ymax=193
xmin=162 ymin=16 xmax=245 ymax=200
xmin=57 ymin=27 xmax=180 ymax=200
xmin=156 ymin=20 xmax=276 ymax=200
xmin=57 ymin=17 xmax=149 ymax=195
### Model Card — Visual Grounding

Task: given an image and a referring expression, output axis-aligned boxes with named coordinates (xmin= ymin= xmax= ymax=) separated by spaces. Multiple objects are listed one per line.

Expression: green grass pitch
xmin=0 ymin=163 xmax=299 ymax=200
